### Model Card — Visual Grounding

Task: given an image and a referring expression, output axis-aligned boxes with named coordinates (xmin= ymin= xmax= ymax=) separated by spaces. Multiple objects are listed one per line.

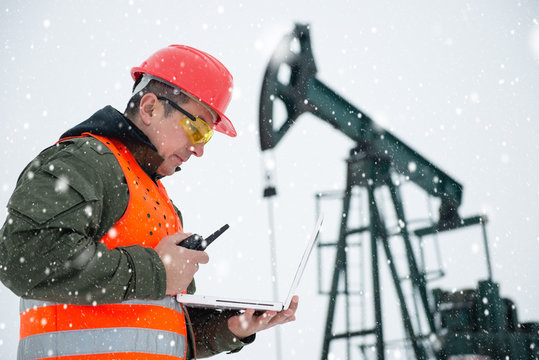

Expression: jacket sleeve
xmin=0 ymin=142 xmax=166 ymax=305
xmin=186 ymin=306 xmax=255 ymax=358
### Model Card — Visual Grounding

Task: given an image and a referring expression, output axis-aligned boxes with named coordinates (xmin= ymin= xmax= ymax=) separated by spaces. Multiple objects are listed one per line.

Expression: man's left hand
xmin=227 ymin=295 xmax=299 ymax=340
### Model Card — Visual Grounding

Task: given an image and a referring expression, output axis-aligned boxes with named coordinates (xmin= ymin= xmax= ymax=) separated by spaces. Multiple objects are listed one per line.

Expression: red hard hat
xmin=131 ymin=45 xmax=236 ymax=137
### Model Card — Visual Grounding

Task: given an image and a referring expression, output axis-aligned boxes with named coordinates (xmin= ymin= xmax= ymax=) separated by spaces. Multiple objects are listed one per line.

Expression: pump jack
xmin=259 ymin=24 xmax=539 ymax=359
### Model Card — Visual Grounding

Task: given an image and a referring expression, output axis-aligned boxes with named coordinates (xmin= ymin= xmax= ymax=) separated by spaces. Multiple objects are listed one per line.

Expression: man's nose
xmin=189 ymin=143 xmax=205 ymax=157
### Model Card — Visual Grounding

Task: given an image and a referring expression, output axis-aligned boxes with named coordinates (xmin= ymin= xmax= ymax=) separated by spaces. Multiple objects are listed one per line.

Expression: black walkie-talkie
xmin=178 ymin=224 xmax=230 ymax=251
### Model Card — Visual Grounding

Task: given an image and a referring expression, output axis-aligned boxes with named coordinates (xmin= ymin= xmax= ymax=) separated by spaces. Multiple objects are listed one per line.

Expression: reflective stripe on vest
xmin=18 ymin=134 xmax=187 ymax=360
xmin=19 ymin=328 xmax=185 ymax=360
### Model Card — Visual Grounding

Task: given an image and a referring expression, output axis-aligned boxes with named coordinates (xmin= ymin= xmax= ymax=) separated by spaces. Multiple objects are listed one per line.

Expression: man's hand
xmin=227 ymin=296 xmax=299 ymax=339
xmin=154 ymin=232 xmax=209 ymax=295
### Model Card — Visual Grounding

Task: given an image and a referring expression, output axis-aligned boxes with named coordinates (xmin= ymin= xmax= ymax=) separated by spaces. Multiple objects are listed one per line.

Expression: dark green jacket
xmin=0 ymin=106 xmax=252 ymax=358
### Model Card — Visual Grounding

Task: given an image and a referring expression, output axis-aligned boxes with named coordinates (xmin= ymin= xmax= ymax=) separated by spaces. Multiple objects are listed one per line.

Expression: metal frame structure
xmin=259 ymin=23 xmax=539 ymax=360
xmin=259 ymin=23 xmax=462 ymax=360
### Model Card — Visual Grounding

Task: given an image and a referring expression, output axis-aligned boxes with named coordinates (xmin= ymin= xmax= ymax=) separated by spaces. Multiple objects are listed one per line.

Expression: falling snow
xmin=1 ymin=2 xmax=538 ymax=360
xmin=54 ymin=176 xmax=69 ymax=193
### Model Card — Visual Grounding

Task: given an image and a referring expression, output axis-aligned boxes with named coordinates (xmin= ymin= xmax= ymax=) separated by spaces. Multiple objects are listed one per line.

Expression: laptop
xmin=176 ymin=214 xmax=324 ymax=312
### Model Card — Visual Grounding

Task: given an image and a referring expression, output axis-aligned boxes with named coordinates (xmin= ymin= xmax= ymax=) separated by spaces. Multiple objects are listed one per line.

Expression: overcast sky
xmin=1 ymin=1 xmax=538 ymax=359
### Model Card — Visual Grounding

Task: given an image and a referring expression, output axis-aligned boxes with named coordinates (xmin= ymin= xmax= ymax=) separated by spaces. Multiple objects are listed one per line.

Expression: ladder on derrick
xmin=319 ymin=147 xmax=436 ymax=360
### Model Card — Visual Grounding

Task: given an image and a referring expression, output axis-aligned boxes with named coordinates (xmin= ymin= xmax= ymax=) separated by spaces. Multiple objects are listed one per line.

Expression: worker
xmin=0 ymin=45 xmax=299 ymax=359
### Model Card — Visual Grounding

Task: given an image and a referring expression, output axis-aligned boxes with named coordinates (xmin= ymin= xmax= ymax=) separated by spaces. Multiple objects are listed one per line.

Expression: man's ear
xmin=139 ymin=93 xmax=159 ymax=125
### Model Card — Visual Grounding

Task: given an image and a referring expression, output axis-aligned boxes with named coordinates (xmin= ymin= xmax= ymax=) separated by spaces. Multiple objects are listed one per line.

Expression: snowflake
xmin=54 ymin=176 xmax=69 ymax=193
xmin=84 ymin=205 xmax=93 ymax=217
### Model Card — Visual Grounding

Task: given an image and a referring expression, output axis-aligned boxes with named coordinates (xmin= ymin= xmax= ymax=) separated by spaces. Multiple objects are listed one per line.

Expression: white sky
xmin=1 ymin=1 xmax=538 ymax=359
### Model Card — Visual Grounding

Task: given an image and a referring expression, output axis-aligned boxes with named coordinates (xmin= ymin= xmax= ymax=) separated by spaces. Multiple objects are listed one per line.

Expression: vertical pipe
xmin=316 ymin=194 xmax=323 ymax=294
xmin=321 ymin=183 xmax=353 ymax=360
xmin=262 ymin=150 xmax=283 ymax=360
xmin=344 ymin=251 xmax=351 ymax=360
xmin=427 ymin=195 xmax=445 ymax=279
xmin=266 ymin=199 xmax=282 ymax=360
xmin=388 ymin=180 xmax=435 ymax=333
xmin=413 ymin=238 xmax=425 ymax=338
xmin=367 ymin=185 xmax=385 ymax=360
xmin=359 ymin=189 xmax=367 ymax=354
xmin=481 ymin=218 xmax=493 ymax=281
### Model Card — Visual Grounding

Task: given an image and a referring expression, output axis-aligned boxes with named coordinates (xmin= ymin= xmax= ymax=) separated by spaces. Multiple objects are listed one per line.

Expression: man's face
xmin=140 ymin=94 xmax=215 ymax=176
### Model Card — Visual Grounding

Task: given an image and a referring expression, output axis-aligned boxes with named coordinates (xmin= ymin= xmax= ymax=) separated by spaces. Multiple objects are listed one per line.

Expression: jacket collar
xmin=60 ymin=106 xmax=174 ymax=179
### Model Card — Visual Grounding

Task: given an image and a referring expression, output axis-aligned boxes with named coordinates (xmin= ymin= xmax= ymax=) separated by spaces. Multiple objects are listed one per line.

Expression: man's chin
xmin=156 ymin=165 xmax=176 ymax=177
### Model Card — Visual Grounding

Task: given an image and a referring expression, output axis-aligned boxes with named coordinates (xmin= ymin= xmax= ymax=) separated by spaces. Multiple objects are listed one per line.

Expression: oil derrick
xmin=259 ymin=24 xmax=539 ymax=360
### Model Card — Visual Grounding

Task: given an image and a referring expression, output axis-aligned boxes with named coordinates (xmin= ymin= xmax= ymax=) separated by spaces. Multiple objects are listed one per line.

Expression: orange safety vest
xmin=18 ymin=134 xmax=189 ymax=360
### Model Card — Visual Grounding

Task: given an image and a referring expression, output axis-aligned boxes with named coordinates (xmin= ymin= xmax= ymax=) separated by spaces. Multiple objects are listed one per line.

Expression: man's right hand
xmin=154 ymin=232 xmax=209 ymax=295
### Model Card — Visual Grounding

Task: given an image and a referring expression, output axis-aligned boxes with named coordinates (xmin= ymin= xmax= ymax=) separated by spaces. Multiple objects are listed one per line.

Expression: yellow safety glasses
xmin=158 ymin=96 xmax=214 ymax=145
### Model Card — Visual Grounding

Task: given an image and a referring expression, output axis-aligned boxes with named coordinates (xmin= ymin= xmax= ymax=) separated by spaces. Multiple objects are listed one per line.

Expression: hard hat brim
xmin=212 ymin=110 xmax=237 ymax=137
